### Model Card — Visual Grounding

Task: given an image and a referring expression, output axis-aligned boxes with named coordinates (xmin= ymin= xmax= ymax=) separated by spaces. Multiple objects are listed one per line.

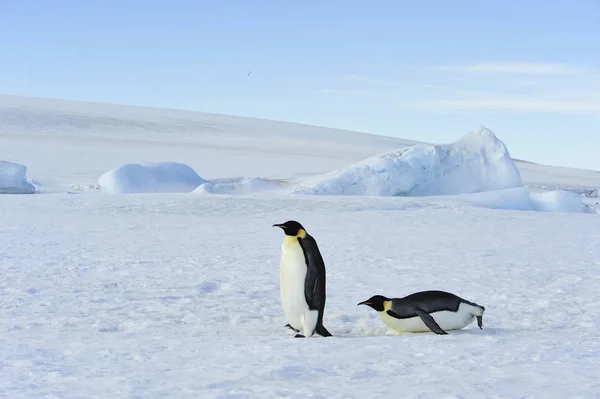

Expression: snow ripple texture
xmin=1 ymin=194 xmax=599 ymax=398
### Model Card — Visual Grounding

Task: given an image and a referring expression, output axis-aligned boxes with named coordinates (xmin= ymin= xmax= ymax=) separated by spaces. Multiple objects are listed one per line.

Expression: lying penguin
xmin=358 ymin=290 xmax=485 ymax=335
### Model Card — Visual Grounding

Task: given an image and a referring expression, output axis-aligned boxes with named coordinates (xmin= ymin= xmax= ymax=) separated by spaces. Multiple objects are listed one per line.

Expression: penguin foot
xmin=284 ymin=324 xmax=300 ymax=333
xmin=476 ymin=315 xmax=483 ymax=329
xmin=294 ymin=334 xmax=305 ymax=338
xmin=315 ymin=324 xmax=332 ymax=337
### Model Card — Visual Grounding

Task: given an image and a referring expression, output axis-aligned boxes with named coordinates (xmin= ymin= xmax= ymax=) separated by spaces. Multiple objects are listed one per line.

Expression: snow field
xmin=2 ymin=94 xmax=600 ymax=397
xmin=1 ymin=193 xmax=599 ymax=398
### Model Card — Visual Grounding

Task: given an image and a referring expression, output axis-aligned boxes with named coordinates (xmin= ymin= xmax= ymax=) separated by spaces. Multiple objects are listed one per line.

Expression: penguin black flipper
xmin=412 ymin=308 xmax=448 ymax=335
xmin=385 ymin=307 xmax=448 ymax=335
xmin=297 ymin=234 xmax=332 ymax=337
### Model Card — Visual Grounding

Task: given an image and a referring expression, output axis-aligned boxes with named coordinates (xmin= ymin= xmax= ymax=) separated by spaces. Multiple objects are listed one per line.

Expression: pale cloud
xmin=316 ymin=88 xmax=384 ymax=96
xmin=399 ymin=99 xmax=600 ymax=113
xmin=431 ymin=62 xmax=584 ymax=75
xmin=342 ymin=74 xmax=397 ymax=88
xmin=336 ymin=63 xmax=600 ymax=113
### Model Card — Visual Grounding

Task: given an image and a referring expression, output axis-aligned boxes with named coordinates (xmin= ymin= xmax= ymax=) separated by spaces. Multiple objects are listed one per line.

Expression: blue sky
xmin=1 ymin=0 xmax=599 ymax=169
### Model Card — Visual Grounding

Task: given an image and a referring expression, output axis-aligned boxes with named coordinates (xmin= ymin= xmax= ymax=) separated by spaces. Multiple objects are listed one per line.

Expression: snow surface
xmin=98 ymin=162 xmax=206 ymax=194
xmin=2 ymin=194 xmax=600 ymax=399
xmin=0 ymin=160 xmax=35 ymax=194
xmin=2 ymin=95 xmax=600 ymax=398
xmin=447 ymin=187 xmax=593 ymax=213
xmin=194 ymin=177 xmax=283 ymax=195
xmin=530 ymin=190 xmax=588 ymax=213
xmin=3 ymin=94 xmax=600 ymax=195
xmin=0 ymin=95 xmax=417 ymax=192
xmin=293 ymin=127 xmax=522 ymax=196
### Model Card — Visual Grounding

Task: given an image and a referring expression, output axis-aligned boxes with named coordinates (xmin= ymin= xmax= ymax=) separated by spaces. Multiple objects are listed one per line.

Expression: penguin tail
xmin=470 ymin=303 xmax=485 ymax=316
xmin=315 ymin=323 xmax=332 ymax=337
xmin=471 ymin=304 xmax=485 ymax=330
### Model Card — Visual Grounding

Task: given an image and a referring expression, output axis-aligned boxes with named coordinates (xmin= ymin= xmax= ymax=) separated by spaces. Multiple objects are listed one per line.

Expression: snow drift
xmin=194 ymin=177 xmax=282 ymax=195
xmin=0 ymin=160 xmax=36 ymax=194
xmin=451 ymin=187 xmax=535 ymax=211
xmin=293 ymin=127 xmax=523 ymax=197
xmin=448 ymin=187 xmax=591 ymax=213
xmin=98 ymin=162 xmax=206 ymax=193
xmin=530 ymin=190 xmax=587 ymax=213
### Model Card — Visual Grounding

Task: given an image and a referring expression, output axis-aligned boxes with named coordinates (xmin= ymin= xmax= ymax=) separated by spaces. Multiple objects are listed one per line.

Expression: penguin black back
xmin=273 ymin=220 xmax=332 ymax=337
xmin=358 ymin=290 xmax=486 ymax=335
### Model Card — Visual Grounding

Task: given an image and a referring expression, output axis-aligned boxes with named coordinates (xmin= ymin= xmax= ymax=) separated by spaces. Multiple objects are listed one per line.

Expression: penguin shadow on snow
xmin=272 ymin=219 xmax=490 ymax=339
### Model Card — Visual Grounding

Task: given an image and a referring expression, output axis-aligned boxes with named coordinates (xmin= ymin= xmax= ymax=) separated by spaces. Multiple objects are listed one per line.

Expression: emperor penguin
xmin=273 ymin=220 xmax=332 ymax=338
xmin=358 ymin=290 xmax=485 ymax=335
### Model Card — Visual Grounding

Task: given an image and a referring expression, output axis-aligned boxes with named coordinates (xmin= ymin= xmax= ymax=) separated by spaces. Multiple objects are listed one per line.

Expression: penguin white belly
xmin=379 ymin=303 xmax=478 ymax=333
xmin=279 ymin=238 xmax=314 ymax=333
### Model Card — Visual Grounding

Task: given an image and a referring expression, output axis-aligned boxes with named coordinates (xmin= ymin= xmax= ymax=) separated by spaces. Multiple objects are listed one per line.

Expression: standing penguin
xmin=273 ymin=220 xmax=332 ymax=338
xmin=358 ymin=290 xmax=485 ymax=335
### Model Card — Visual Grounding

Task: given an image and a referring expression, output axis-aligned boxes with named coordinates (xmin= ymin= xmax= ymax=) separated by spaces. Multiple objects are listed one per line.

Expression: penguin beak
xmin=272 ymin=224 xmax=286 ymax=229
xmin=357 ymin=301 xmax=371 ymax=306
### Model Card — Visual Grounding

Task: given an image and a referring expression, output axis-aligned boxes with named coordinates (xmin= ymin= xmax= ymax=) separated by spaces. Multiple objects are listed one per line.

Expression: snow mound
xmin=452 ymin=187 xmax=535 ymax=211
xmin=0 ymin=160 xmax=36 ymax=194
xmin=98 ymin=162 xmax=206 ymax=194
xmin=530 ymin=190 xmax=588 ymax=213
xmin=581 ymin=188 xmax=600 ymax=198
xmin=193 ymin=177 xmax=282 ymax=195
xmin=436 ymin=188 xmax=596 ymax=214
xmin=293 ymin=126 xmax=523 ymax=197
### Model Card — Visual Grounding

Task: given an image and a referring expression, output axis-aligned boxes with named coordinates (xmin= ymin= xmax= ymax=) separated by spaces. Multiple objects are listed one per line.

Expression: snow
xmin=3 ymin=94 xmax=599 ymax=195
xmin=530 ymin=190 xmax=588 ymax=213
xmin=193 ymin=177 xmax=282 ymax=195
xmin=0 ymin=94 xmax=418 ymax=192
xmin=2 ymin=95 xmax=600 ymax=398
xmin=2 ymin=194 xmax=600 ymax=398
xmin=448 ymin=187 xmax=594 ymax=213
xmin=98 ymin=162 xmax=206 ymax=193
xmin=445 ymin=187 xmax=536 ymax=211
xmin=293 ymin=127 xmax=523 ymax=196
xmin=0 ymin=160 xmax=36 ymax=194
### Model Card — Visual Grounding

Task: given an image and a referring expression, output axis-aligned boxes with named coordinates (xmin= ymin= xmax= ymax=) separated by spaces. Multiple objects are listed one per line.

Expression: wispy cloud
xmin=328 ymin=62 xmax=600 ymax=113
xmin=399 ymin=98 xmax=600 ymax=113
xmin=341 ymin=74 xmax=407 ymax=89
xmin=342 ymin=74 xmax=385 ymax=85
xmin=316 ymin=87 xmax=384 ymax=96
xmin=431 ymin=61 xmax=584 ymax=75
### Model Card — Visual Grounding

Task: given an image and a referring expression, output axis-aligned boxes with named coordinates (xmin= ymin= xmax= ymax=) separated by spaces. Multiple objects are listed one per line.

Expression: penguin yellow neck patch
xmin=296 ymin=229 xmax=307 ymax=238
xmin=282 ymin=235 xmax=299 ymax=247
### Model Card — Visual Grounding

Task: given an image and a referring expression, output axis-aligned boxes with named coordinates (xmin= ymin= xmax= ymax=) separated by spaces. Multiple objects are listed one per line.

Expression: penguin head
xmin=273 ymin=220 xmax=306 ymax=237
xmin=357 ymin=295 xmax=389 ymax=312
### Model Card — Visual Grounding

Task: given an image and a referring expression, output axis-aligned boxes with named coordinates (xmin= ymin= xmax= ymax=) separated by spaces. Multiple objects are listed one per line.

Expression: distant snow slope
xmin=0 ymin=95 xmax=417 ymax=192
xmin=293 ymin=127 xmax=522 ymax=196
xmin=2 ymin=94 xmax=599 ymax=195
